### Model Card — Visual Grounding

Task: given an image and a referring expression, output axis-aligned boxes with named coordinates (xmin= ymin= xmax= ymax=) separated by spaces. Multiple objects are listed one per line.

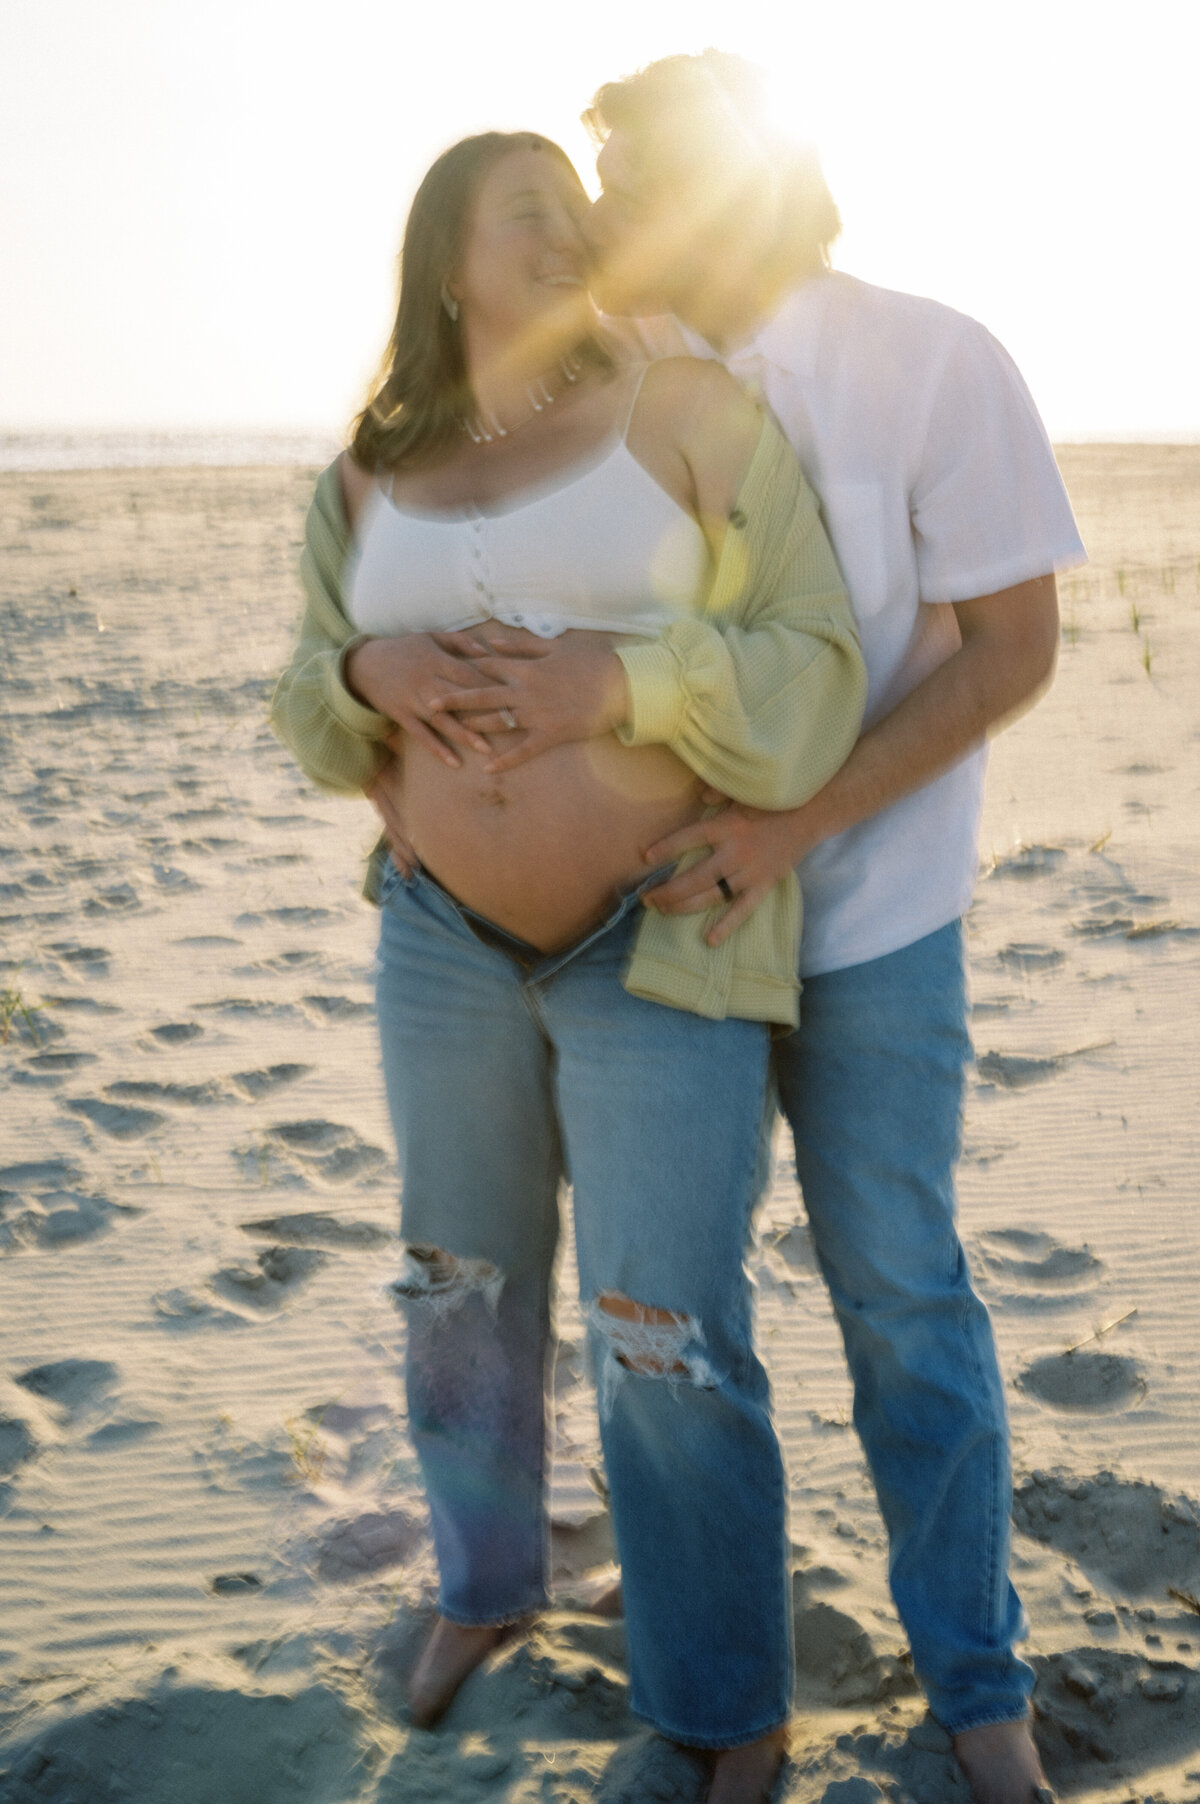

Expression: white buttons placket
xmin=468 ymin=511 xmax=493 ymax=619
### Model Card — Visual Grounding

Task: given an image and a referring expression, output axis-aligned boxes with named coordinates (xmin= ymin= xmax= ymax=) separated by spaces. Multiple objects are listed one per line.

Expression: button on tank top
xmin=345 ymin=373 xmax=710 ymax=642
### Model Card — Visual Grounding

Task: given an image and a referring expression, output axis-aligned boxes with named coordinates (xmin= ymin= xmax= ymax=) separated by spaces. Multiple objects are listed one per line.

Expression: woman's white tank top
xmin=344 ymin=374 xmax=709 ymax=642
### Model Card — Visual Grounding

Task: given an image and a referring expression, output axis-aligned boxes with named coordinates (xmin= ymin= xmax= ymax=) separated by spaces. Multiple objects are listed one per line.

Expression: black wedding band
xmin=716 ymin=876 xmax=735 ymax=902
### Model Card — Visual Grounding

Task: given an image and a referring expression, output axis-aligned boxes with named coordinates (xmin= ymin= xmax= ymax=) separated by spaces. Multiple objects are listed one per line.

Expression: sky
xmin=2 ymin=0 xmax=1198 ymax=440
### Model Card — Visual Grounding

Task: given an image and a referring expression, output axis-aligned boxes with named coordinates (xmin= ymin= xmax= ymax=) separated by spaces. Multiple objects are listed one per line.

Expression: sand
xmin=0 ymin=446 xmax=1198 ymax=1803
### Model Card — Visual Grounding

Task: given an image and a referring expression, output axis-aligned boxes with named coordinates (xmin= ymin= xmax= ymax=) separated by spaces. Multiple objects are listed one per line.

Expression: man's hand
xmin=642 ymin=798 xmax=818 ymax=946
xmin=345 ymin=634 xmax=503 ymax=767
xmin=429 ymin=632 xmax=630 ymax=774
xmin=363 ymin=754 xmax=416 ymax=875
xmin=644 ymin=574 xmax=1061 ymax=947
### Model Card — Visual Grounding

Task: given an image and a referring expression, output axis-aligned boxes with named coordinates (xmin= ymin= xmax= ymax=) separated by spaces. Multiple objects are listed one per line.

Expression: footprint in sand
xmin=312 ymin=1508 xmax=421 ymax=1581
xmin=0 ymin=1157 xmax=85 ymax=1190
xmin=12 ymin=1049 xmax=97 ymax=1087
xmin=974 ymin=1041 xmax=1111 ymax=1089
xmin=759 ymin=1223 xmax=821 ymax=1294
xmin=238 ymin=1211 xmax=392 ymax=1248
xmin=198 ymin=997 xmax=302 ymax=1022
xmin=792 ymin=1590 xmax=917 ymax=1709
xmin=988 ymin=843 xmax=1067 ymax=880
xmin=1014 ymin=1470 xmax=1200 ymax=1598
xmin=0 ymin=1159 xmax=131 ymax=1253
xmin=210 ymin=1244 xmax=328 ymax=1312
xmin=254 ymin=950 xmax=325 ymax=973
xmin=1018 ymin=1349 xmax=1145 ymax=1412
xmin=294 ymin=1395 xmax=405 ymax=1492
xmin=0 ymin=1680 xmax=371 ymax=1804
xmin=84 ymin=881 xmax=140 ymax=915
xmin=15 ymin=1357 xmax=119 ymax=1419
xmin=149 ymin=1021 xmax=203 ymax=1044
xmin=975 ymin=1050 xmax=1063 ymax=1088
xmin=105 ymin=1078 xmax=225 ymax=1107
xmin=996 ymin=942 xmax=1066 ymax=972
xmin=239 ymin=905 xmax=339 ymax=928
xmin=46 ymin=940 xmax=111 ymax=975
xmin=0 ymin=1414 xmax=39 ymax=1479
xmin=264 ymin=1121 xmax=388 ymax=1185
xmin=976 ymin=1228 xmax=1103 ymax=1295
xmin=300 ymin=994 xmax=374 ymax=1023
xmin=971 ymin=996 xmax=1018 ymax=1019
xmin=1033 ymin=1648 xmax=1198 ymax=1785
xmin=65 ymin=1096 xmax=164 ymax=1138
xmin=21 ymin=1050 xmax=95 ymax=1073
xmin=1 ymin=1187 xmax=129 ymax=1251
xmin=228 ymin=1063 xmax=312 ymax=1100
xmin=2 ymin=1007 xmax=65 ymax=1048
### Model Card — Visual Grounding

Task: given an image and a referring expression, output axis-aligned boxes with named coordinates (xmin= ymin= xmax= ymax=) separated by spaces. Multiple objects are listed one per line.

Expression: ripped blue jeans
xmin=375 ymin=860 xmax=792 ymax=1748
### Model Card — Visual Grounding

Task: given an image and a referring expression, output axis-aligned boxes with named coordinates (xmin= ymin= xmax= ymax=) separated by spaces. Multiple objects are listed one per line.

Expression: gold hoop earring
xmin=440 ymin=283 xmax=459 ymax=322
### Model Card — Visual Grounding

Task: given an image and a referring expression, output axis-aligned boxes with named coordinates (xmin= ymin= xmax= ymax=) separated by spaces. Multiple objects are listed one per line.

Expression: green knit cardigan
xmin=270 ymin=414 xmax=866 ymax=1026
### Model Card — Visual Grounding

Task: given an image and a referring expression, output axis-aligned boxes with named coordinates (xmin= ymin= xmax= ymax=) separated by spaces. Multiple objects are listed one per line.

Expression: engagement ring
xmin=500 ymin=707 xmax=518 ymax=731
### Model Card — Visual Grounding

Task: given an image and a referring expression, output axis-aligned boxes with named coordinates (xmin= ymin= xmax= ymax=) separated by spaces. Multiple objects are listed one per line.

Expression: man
xmin=575 ymin=49 xmax=1084 ymax=1804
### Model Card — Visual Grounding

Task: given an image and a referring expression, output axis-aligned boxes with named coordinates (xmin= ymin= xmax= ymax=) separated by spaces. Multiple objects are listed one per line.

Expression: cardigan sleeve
xmin=269 ymin=462 xmax=393 ymax=794
xmin=614 ymin=419 xmax=867 ymax=811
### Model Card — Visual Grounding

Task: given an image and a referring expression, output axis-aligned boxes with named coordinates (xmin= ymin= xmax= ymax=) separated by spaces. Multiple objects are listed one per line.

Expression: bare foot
xmin=706 ymin=1726 xmax=790 ymax=1804
xmin=953 ymin=1718 xmax=1053 ymax=1804
xmin=406 ymin=1615 xmax=523 ymax=1728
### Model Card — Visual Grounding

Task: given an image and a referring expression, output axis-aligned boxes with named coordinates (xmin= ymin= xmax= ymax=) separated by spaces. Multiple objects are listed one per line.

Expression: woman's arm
xmin=270 ymin=458 xmax=505 ymax=789
xmin=616 ymin=366 xmax=865 ymax=808
xmin=269 ymin=461 xmax=393 ymax=793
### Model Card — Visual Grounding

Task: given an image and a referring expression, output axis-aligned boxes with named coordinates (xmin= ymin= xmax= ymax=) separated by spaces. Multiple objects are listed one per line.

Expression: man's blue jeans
xmin=773 ymin=918 xmax=1034 ymax=1735
xmin=375 ymin=861 xmax=794 ymax=1747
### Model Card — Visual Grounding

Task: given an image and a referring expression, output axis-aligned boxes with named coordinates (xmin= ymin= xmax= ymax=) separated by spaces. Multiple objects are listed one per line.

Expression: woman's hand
xmin=641 ymin=795 xmax=821 ymax=947
xmin=428 ymin=633 xmax=630 ymax=774
xmin=345 ymin=634 xmax=503 ymax=767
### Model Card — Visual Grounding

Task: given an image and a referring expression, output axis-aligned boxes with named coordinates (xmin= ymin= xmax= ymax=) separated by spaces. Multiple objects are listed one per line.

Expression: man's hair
xmin=585 ymin=50 xmax=840 ymax=272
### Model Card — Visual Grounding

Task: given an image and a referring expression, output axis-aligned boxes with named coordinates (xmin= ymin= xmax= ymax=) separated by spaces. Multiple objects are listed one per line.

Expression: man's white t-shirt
xmin=647 ymin=272 xmax=1087 ymax=977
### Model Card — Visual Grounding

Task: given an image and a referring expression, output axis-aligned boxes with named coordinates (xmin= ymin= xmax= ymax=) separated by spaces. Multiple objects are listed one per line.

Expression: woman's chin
xmin=531 ymin=286 xmax=596 ymax=344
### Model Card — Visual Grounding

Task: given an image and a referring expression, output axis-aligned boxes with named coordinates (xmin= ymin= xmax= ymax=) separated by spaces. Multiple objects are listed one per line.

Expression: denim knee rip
xmin=587 ymin=1296 xmax=721 ymax=1421
xmin=392 ymin=1245 xmax=505 ymax=1321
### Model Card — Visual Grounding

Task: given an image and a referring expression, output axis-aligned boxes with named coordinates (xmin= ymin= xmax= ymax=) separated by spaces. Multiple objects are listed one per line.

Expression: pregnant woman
xmin=272 ymin=130 xmax=865 ymax=1800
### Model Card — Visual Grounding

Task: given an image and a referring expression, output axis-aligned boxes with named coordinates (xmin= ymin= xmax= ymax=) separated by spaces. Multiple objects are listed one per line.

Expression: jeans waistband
xmin=396 ymin=857 xmax=672 ymax=977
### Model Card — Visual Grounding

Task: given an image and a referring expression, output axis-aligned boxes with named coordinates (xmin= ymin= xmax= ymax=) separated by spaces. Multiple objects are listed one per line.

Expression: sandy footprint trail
xmin=1 ymin=450 xmax=1199 ymax=1802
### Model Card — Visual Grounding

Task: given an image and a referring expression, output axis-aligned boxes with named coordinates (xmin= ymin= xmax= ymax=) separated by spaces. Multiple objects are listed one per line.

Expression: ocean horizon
xmin=0 ymin=429 xmax=343 ymax=473
xmin=4 ymin=426 xmax=1199 ymax=474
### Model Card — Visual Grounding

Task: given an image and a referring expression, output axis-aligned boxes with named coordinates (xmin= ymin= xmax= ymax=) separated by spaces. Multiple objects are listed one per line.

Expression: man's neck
xmin=676 ymin=255 xmax=826 ymax=357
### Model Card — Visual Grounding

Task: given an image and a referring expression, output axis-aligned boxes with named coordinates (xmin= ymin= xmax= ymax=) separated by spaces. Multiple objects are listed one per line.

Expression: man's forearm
xmin=779 ymin=576 xmax=1059 ymax=859
xmin=642 ymin=575 xmax=1060 ymax=935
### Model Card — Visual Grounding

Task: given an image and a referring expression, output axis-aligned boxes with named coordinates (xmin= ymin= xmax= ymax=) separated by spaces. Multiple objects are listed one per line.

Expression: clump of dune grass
xmin=0 ymin=967 xmax=45 ymax=1046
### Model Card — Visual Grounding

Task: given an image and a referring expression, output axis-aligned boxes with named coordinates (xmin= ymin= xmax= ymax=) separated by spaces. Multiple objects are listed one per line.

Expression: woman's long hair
xmin=351 ymin=132 xmax=611 ymax=473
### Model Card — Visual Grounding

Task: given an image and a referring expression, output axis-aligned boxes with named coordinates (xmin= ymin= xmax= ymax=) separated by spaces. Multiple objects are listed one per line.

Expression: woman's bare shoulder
xmin=637 ymin=354 xmax=749 ymax=411
xmin=337 ymin=451 xmax=377 ymax=533
xmin=634 ymin=359 xmax=763 ymax=511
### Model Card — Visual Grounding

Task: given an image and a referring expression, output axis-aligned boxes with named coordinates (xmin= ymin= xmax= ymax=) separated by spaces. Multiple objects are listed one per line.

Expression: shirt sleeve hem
xmin=614 ymin=639 xmax=687 ymax=746
xmin=918 ymin=537 xmax=1088 ymax=605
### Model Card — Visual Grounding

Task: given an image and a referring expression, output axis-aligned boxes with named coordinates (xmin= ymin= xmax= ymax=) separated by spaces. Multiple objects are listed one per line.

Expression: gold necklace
xmin=461 ymin=350 xmax=584 ymax=445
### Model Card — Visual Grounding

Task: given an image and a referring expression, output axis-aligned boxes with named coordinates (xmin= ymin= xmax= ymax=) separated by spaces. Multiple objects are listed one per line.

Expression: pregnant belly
xmin=400 ymin=733 xmax=703 ymax=952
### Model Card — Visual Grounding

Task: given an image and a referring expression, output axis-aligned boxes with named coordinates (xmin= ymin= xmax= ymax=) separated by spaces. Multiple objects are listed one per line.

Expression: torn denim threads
xmin=376 ymin=859 xmax=793 ymax=1743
